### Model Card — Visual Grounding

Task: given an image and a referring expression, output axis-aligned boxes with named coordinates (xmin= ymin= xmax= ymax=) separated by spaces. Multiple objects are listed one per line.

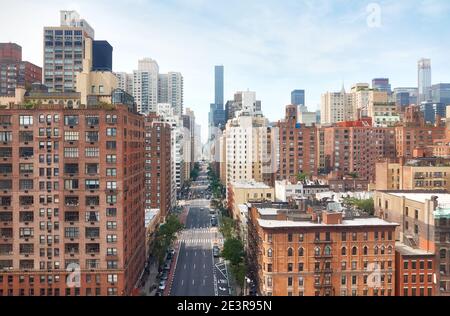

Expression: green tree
xmin=222 ymin=238 xmax=244 ymax=266
xmin=297 ymin=172 xmax=308 ymax=182
xmin=220 ymin=217 xmax=236 ymax=240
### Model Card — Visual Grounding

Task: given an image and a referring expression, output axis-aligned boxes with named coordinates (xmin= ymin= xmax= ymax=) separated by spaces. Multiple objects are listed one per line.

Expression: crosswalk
xmin=180 ymin=238 xmax=224 ymax=245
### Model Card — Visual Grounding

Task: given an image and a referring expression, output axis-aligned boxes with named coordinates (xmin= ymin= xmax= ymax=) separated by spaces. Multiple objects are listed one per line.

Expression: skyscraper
xmin=43 ymin=11 xmax=95 ymax=92
xmin=418 ymin=58 xmax=432 ymax=103
xmin=291 ymin=90 xmax=305 ymax=106
xmin=372 ymin=78 xmax=391 ymax=93
xmin=432 ymin=83 xmax=450 ymax=106
xmin=157 ymin=72 xmax=183 ymax=116
xmin=133 ymin=58 xmax=159 ymax=114
xmin=215 ymin=65 xmax=224 ymax=107
xmin=116 ymin=72 xmax=133 ymax=95
xmin=208 ymin=66 xmax=226 ymax=140
xmin=92 ymin=40 xmax=113 ymax=72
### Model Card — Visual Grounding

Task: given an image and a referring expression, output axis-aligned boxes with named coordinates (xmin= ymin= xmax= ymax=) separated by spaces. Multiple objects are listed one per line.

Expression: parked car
xmin=160 ymin=272 xmax=169 ymax=281
xmin=155 ymin=290 xmax=163 ymax=296
xmin=158 ymin=281 xmax=166 ymax=290
xmin=163 ymin=262 xmax=171 ymax=271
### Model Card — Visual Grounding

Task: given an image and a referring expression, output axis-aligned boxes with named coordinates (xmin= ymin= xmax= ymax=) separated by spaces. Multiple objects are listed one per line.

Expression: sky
xmin=1 ymin=0 xmax=450 ymax=141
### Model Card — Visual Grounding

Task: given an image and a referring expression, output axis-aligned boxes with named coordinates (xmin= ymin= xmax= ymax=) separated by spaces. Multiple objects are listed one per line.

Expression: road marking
xmin=192 ymin=279 xmax=195 ymax=285
xmin=194 ymin=264 xmax=196 ymax=270
xmin=203 ymin=279 xmax=206 ymax=286
xmin=195 ymin=251 xmax=197 ymax=256
xmin=181 ymin=280 xmax=184 ymax=286
xmin=184 ymin=264 xmax=186 ymax=269
xmin=203 ymin=263 xmax=206 ymax=269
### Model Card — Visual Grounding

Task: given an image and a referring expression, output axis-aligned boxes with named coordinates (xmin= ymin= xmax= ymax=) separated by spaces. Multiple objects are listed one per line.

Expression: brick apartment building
xmin=276 ymin=105 xmax=317 ymax=181
xmin=0 ymin=43 xmax=42 ymax=95
xmin=375 ymin=191 xmax=450 ymax=295
xmin=395 ymin=242 xmax=435 ymax=296
xmin=144 ymin=113 xmax=172 ymax=219
xmin=248 ymin=202 xmax=398 ymax=296
xmin=376 ymin=158 xmax=450 ymax=192
xmin=322 ymin=118 xmax=396 ymax=182
xmin=0 ymin=101 xmax=146 ymax=296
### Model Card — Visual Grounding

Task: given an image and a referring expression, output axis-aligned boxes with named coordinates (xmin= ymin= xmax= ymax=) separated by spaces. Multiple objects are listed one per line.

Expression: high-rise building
xmin=323 ymin=118 xmax=396 ymax=181
xmin=276 ymin=105 xmax=317 ymax=182
xmin=420 ymin=101 xmax=446 ymax=125
xmin=372 ymin=78 xmax=392 ymax=93
xmin=431 ymin=83 xmax=450 ymax=106
xmin=0 ymin=90 xmax=146 ymax=296
xmin=0 ymin=43 xmax=42 ymax=95
xmin=320 ymin=86 xmax=353 ymax=125
xmin=291 ymin=90 xmax=305 ymax=106
xmin=394 ymin=88 xmax=419 ymax=109
xmin=224 ymin=114 xmax=270 ymax=188
xmin=92 ymin=40 xmax=113 ymax=72
xmin=133 ymin=58 xmax=159 ymax=114
xmin=215 ymin=65 xmax=224 ymax=107
xmin=208 ymin=66 xmax=226 ymax=142
xmin=43 ymin=11 xmax=95 ymax=93
xmin=418 ymin=58 xmax=432 ymax=104
xmin=116 ymin=72 xmax=133 ymax=95
xmin=158 ymin=73 xmax=183 ymax=116
xmin=144 ymin=114 xmax=172 ymax=219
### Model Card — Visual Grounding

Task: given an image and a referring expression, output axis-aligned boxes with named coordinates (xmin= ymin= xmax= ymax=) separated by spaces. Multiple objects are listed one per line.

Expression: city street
xmin=169 ymin=164 xmax=230 ymax=297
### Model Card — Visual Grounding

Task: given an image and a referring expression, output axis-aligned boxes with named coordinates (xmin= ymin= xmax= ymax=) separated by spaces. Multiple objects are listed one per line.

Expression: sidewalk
xmin=163 ymin=241 xmax=181 ymax=296
xmin=141 ymin=260 xmax=160 ymax=296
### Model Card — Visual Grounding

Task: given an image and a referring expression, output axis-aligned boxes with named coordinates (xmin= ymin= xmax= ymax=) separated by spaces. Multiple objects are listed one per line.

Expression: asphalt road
xmin=170 ymin=207 xmax=217 ymax=296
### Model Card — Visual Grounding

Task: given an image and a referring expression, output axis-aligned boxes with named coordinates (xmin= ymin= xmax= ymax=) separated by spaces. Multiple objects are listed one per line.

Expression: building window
xmin=298 ymin=247 xmax=304 ymax=257
xmin=287 ymin=248 xmax=293 ymax=257
xmin=64 ymin=131 xmax=79 ymax=141
xmin=342 ymin=247 xmax=347 ymax=256
xmin=19 ymin=115 xmax=33 ymax=126
xmin=267 ymin=248 xmax=273 ymax=257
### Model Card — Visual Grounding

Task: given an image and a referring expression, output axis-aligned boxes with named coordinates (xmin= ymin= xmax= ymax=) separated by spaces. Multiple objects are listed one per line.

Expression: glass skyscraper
xmin=418 ymin=58 xmax=432 ymax=103
xmin=215 ymin=65 xmax=224 ymax=107
xmin=291 ymin=90 xmax=305 ymax=106
xmin=432 ymin=83 xmax=450 ymax=106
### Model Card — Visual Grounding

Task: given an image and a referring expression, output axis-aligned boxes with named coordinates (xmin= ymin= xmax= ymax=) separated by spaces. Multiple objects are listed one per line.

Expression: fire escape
xmin=313 ymin=237 xmax=334 ymax=296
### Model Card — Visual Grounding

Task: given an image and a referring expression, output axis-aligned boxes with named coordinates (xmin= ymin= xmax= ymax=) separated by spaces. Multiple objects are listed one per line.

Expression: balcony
xmin=314 ymin=253 xmax=333 ymax=259
xmin=314 ymin=283 xmax=333 ymax=289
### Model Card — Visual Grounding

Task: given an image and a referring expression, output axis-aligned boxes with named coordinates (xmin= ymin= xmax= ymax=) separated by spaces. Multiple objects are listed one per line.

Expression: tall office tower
xmin=372 ymin=78 xmax=392 ymax=93
xmin=43 ymin=11 xmax=95 ymax=93
xmin=116 ymin=72 xmax=133 ymax=95
xmin=133 ymin=58 xmax=159 ymax=114
xmin=194 ymin=123 xmax=202 ymax=162
xmin=276 ymin=105 xmax=317 ymax=182
xmin=418 ymin=58 xmax=432 ymax=104
xmin=144 ymin=114 xmax=172 ymax=219
xmin=215 ymin=65 xmax=224 ymax=107
xmin=420 ymin=101 xmax=446 ymax=125
xmin=208 ymin=66 xmax=226 ymax=141
xmin=432 ymin=83 xmax=450 ymax=105
xmin=320 ymin=86 xmax=353 ymax=125
xmin=92 ymin=41 xmax=113 ymax=72
xmin=0 ymin=43 xmax=42 ymax=95
xmin=291 ymin=89 xmax=305 ymax=106
xmin=394 ymin=87 xmax=419 ymax=108
xmin=0 ymin=91 xmax=145 ymax=296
